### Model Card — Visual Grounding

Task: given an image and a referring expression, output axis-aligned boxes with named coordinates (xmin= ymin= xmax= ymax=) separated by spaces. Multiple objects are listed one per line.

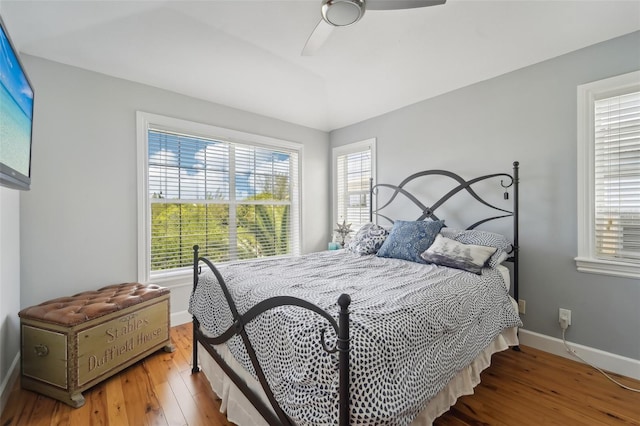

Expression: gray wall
xmin=0 ymin=187 xmax=21 ymax=409
xmin=330 ymin=31 xmax=640 ymax=360
xmin=19 ymin=55 xmax=330 ymax=320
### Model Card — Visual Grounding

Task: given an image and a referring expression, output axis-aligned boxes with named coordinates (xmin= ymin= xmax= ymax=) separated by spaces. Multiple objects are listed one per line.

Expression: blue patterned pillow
xmin=440 ymin=228 xmax=512 ymax=268
xmin=376 ymin=220 xmax=444 ymax=263
xmin=346 ymin=223 xmax=389 ymax=255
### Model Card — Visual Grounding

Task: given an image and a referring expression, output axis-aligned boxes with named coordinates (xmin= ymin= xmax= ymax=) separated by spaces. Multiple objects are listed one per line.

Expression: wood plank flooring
xmin=2 ymin=323 xmax=639 ymax=425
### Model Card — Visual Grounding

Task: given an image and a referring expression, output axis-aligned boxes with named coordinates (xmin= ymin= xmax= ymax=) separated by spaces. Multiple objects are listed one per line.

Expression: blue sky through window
xmin=148 ymin=129 xmax=291 ymax=201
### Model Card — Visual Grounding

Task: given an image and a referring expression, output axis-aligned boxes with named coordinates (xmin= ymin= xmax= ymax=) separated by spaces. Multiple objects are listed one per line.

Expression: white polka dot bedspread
xmin=189 ymin=250 xmax=522 ymax=425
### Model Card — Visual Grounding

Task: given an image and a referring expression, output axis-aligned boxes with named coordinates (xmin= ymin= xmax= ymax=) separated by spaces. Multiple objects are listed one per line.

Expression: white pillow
xmin=420 ymin=234 xmax=497 ymax=274
xmin=440 ymin=228 xmax=512 ymax=268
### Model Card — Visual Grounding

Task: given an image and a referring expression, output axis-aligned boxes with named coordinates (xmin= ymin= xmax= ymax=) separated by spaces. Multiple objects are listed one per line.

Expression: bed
xmin=189 ymin=162 xmax=522 ymax=425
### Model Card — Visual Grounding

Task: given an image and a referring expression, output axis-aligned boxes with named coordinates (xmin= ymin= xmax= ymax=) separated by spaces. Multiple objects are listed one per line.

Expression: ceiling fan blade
xmin=301 ymin=19 xmax=335 ymax=56
xmin=366 ymin=0 xmax=446 ymax=11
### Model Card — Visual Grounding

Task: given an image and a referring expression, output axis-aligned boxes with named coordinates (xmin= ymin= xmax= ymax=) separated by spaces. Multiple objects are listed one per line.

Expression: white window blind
xmin=594 ymin=91 xmax=640 ymax=263
xmin=148 ymin=128 xmax=299 ymax=273
xmin=334 ymin=140 xmax=375 ymax=233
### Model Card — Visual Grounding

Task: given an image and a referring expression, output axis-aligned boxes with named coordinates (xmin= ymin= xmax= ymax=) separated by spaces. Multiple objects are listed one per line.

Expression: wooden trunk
xmin=19 ymin=286 xmax=174 ymax=407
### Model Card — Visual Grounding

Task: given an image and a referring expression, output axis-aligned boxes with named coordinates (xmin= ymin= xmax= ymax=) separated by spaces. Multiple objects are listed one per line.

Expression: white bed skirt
xmin=195 ymin=327 xmax=519 ymax=426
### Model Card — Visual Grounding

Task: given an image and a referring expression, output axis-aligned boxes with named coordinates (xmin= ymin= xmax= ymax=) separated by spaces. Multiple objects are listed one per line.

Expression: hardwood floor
xmin=2 ymin=323 xmax=639 ymax=425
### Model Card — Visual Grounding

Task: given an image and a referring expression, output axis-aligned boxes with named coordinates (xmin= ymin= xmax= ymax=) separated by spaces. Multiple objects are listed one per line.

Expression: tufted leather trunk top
xmin=18 ymin=283 xmax=169 ymax=326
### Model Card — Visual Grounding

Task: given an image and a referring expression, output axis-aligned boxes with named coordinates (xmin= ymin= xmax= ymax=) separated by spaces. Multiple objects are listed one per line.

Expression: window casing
xmin=332 ymin=139 xmax=376 ymax=238
xmin=576 ymin=71 xmax=640 ymax=279
xmin=137 ymin=112 xmax=301 ymax=284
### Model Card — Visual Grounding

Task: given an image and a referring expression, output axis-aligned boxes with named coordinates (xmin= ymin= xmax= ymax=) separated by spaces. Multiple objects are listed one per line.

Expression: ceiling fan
xmin=302 ymin=0 xmax=446 ymax=55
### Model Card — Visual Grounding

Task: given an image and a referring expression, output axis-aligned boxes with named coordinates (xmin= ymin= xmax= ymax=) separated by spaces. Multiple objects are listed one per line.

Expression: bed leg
xmin=192 ymin=245 xmax=201 ymax=374
xmin=512 ymin=345 xmax=521 ymax=352
xmin=337 ymin=294 xmax=351 ymax=426
xmin=192 ymin=317 xmax=200 ymax=374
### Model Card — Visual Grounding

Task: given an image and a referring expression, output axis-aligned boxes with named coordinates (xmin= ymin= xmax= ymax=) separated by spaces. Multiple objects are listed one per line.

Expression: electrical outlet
xmin=518 ymin=299 xmax=526 ymax=315
xmin=559 ymin=308 xmax=571 ymax=329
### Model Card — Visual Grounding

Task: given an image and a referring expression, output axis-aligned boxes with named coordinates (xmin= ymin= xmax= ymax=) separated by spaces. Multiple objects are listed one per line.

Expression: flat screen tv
xmin=0 ymin=14 xmax=34 ymax=191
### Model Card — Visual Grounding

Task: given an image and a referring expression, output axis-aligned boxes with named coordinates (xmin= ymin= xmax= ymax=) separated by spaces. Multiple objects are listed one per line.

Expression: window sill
xmin=147 ymin=255 xmax=297 ymax=288
xmin=575 ymin=257 xmax=640 ymax=280
xmin=148 ymin=268 xmax=193 ymax=288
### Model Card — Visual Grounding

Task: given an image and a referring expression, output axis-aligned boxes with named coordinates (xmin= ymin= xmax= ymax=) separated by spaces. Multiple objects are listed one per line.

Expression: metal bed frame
xmin=190 ymin=161 xmax=520 ymax=426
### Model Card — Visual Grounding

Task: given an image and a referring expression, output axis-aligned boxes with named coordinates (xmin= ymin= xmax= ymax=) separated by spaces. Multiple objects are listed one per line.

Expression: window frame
xmin=575 ymin=70 xmax=640 ymax=279
xmin=137 ymin=112 xmax=303 ymax=286
xmin=332 ymin=138 xmax=377 ymax=238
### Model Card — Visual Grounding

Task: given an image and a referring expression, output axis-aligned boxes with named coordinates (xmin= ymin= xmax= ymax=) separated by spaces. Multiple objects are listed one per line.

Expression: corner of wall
xmin=0 ymin=186 xmax=22 ymax=411
xmin=0 ymin=353 xmax=20 ymax=414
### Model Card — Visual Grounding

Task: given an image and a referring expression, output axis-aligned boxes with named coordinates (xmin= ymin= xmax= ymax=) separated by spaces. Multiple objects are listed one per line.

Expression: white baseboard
xmin=519 ymin=329 xmax=640 ymax=381
xmin=171 ymin=310 xmax=192 ymax=326
xmin=0 ymin=353 xmax=20 ymax=415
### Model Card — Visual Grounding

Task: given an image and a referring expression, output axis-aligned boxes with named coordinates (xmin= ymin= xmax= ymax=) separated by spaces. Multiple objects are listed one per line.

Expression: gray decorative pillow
xmin=376 ymin=220 xmax=445 ymax=263
xmin=420 ymin=234 xmax=497 ymax=274
xmin=346 ymin=223 xmax=389 ymax=255
xmin=440 ymin=228 xmax=512 ymax=268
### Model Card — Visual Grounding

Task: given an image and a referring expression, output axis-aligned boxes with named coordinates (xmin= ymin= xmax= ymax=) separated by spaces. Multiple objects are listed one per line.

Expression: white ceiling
xmin=2 ymin=0 xmax=640 ymax=131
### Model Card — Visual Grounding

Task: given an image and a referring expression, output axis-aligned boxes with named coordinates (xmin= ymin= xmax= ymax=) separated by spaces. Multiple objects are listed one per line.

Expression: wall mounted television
xmin=0 ymin=14 xmax=34 ymax=191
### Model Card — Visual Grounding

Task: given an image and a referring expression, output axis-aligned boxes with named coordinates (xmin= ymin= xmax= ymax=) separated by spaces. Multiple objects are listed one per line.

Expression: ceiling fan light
xmin=321 ymin=0 xmax=365 ymax=26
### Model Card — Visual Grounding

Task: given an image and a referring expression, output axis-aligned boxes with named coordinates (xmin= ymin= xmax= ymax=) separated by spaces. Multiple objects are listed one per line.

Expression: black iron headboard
xmin=369 ymin=161 xmax=520 ymax=300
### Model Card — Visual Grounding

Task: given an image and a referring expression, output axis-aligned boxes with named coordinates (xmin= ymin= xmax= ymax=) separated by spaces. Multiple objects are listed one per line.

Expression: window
xmin=576 ymin=71 xmax=640 ymax=279
xmin=137 ymin=112 xmax=301 ymax=284
xmin=333 ymin=139 xmax=376 ymax=236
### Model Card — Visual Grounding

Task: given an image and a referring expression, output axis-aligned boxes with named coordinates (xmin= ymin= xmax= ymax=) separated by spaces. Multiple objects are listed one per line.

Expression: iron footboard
xmin=191 ymin=245 xmax=351 ymax=426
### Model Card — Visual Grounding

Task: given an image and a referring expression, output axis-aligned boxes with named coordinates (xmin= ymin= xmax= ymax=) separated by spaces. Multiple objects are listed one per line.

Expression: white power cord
xmin=561 ymin=328 xmax=640 ymax=393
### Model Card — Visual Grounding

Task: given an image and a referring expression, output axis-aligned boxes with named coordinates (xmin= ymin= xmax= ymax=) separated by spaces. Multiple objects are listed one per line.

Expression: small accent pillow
xmin=346 ymin=223 xmax=389 ymax=255
xmin=420 ymin=234 xmax=497 ymax=274
xmin=376 ymin=220 xmax=445 ymax=263
xmin=440 ymin=228 xmax=512 ymax=268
